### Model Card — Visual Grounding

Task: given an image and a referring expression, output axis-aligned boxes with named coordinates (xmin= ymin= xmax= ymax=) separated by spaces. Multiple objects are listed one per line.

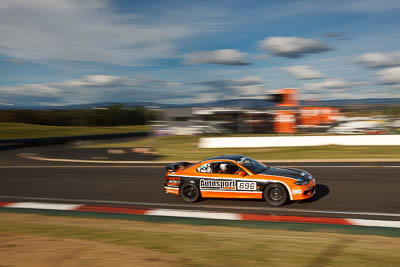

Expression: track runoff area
xmin=1 ymin=148 xmax=400 ymax=231
xmin=1 ymin=200 xmax=400 ymax=230
xmin=1 ymin=161 xmax=400 ymax=231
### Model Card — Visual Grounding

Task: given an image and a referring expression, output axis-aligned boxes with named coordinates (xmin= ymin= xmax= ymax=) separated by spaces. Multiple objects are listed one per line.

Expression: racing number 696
xmin=237 ymin=181 xmax=256 ymax=191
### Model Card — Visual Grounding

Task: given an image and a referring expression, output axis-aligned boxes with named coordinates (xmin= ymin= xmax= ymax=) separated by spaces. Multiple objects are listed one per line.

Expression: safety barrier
xmin=198 ymin=135 xmax=400 ymax=148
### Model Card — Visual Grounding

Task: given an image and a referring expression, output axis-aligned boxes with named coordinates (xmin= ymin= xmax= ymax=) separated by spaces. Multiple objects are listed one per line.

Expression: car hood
xmin=259 ymin=167 xmax=312 ymax=181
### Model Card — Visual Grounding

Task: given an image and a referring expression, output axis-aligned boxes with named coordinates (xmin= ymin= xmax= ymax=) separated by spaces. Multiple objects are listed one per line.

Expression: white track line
xmin=0 ymin=165 xmax=162 ymax=168
xmin=146 ymin=209 xmax=241 ymax=220
xmin=6 ymin=202 xmax=82 ymax=210
xmin=348 ymin=219 xmax=400 ymax=228
xmin=2 ymin=201 xmax=400 ymax=228
xmin=19 ymin=154 xmax=157 ymax=164
xmin=1 ymin=195 xmax=399 ymax=218
xmin=17 ymin=154 xmax=400 ymax=166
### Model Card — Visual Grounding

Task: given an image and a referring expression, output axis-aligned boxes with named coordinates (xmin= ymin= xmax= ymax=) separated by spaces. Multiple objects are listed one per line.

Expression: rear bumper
xmin=164 ymin=186 xmax=179 ymax=195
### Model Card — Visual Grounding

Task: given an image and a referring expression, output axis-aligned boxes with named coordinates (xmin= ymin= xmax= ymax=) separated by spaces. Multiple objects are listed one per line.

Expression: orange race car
xmin=164 ymin=155 xmax=316 ymax=206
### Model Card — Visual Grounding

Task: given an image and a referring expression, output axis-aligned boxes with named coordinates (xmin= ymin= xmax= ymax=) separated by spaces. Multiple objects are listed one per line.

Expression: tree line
xmin=0 ymin=105 xmax=159 ymax=126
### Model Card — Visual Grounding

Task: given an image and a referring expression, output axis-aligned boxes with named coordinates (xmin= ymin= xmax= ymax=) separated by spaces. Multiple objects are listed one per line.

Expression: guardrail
xmin=199 ymin=135 xmax=400 ymax=148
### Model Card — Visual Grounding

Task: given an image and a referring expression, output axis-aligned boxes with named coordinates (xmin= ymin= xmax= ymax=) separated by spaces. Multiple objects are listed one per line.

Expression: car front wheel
xmin=180 ymin=182 xmax=201 ymax=203
xmin=264 ymin=183 xmax=288 ymax=206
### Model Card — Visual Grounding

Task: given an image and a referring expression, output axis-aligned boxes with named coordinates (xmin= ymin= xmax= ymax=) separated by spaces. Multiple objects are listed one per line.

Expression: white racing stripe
xmin=348 ymin=219 xmax=400 ymax=228
xmin=5 ymin=202 xmax=82 ymax=210
xmin=146 ymin=209 xmax=241 ymax=220
xmin=169 ymin=174 xmax=295 ymax=200
xmin=200 ymin=190 xmax=260 ymax=193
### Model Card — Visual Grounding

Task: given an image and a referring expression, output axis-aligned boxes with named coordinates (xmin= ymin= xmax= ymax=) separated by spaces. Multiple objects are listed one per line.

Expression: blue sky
xmin=1 ymin=0 xmax=400 ymax=106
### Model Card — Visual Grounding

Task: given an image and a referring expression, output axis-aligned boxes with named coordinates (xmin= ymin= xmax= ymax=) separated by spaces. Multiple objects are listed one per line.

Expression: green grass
xmin=0 ymin=122 xmax=148 ymax=139
xmin=82 ymin=135 xmax=400 ymax=161
xmin=1 ymin=212 xmax=399 ymax=267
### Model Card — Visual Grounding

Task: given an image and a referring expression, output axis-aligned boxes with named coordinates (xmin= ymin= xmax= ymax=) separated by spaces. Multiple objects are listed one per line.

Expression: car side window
xmin=229 ymin=163 xmax=241 ymax=175
xmin=213 ymin=162 xmax=241 ymax=175
xmin=197 ymin=162 xmax=212 ymax=173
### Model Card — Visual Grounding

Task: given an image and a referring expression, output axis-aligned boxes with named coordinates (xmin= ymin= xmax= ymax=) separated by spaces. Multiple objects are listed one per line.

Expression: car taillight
xmin=166 ymin=175 xmax=181 ymax=186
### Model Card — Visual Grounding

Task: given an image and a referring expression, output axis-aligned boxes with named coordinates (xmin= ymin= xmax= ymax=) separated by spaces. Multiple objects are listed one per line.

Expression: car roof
xmin=205 ymin=155 xmax=247 ymax=162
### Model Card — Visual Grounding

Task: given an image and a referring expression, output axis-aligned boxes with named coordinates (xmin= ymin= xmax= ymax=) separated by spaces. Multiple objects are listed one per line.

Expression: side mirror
xmin=238 ymin=171 xmax=247 ymax=177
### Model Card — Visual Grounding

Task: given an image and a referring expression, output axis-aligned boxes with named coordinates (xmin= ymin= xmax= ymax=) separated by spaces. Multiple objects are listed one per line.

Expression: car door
xmin=198 ymin=161 xmax=261 ymax=198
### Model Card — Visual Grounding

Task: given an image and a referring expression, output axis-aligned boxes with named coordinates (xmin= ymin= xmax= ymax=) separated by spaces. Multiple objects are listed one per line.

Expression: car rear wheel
xmin=180 ymin=182 xmax=200 ymax=203
xmin=264 ymin=183 xmax=288 ymax=206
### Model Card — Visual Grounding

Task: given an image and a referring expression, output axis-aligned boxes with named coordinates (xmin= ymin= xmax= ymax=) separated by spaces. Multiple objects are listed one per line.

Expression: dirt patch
xmin=0 ymin=233 xmax=181 ymax=267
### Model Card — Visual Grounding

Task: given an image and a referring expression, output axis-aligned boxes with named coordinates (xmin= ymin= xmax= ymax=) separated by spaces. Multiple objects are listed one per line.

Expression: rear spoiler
xmin=166 ymin=162 xmax=192 ymax=172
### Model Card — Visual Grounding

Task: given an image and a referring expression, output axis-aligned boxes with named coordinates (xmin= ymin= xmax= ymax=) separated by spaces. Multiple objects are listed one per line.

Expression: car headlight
xmin=295 ymin=180 xmax=310 ymax=185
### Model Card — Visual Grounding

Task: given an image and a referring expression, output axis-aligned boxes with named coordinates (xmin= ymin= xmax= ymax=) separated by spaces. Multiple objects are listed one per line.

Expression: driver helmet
xmin=220 ymin=163 xmax=228 ymax=171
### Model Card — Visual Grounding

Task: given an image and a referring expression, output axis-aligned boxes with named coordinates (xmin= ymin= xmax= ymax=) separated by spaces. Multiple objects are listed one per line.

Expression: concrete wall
xmin=198 ymin=135 xmax=400 ymax=148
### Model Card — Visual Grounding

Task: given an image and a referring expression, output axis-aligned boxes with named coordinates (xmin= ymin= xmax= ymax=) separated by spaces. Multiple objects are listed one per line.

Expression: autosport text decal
xmin=200 ymin=179 xmax=236 ymax=190
xmin=200 ymin=179 xmax=257 ymax=191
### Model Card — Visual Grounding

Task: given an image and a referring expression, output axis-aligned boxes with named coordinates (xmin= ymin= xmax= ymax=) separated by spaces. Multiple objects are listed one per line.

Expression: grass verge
xmin=80 ymin=135 xmax=400 ymax=161
xmin=0 ymin=122 xmax=148 ymax=139
xmin=0 ymin=211 xmax=399 ymax=267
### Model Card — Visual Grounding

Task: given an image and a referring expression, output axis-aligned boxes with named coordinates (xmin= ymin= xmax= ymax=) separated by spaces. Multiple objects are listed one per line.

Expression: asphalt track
xmin=1 ymin=145 xmax=400 ymax=221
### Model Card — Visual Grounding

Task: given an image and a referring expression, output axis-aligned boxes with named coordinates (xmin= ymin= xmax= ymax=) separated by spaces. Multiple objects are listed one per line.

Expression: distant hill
xmin=305 ymin=98 xmax=400 ymax=106
xmin=2 ymin=98 xmax=400 ymax=110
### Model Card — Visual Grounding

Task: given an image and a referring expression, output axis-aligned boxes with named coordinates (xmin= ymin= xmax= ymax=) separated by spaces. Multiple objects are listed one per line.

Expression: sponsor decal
xmin=200 ymin=179 xmax=236 ymax=190
xmin=292 ymin=188 xmax=303 ymax=194
xmin=237 ymin=181 xmax=257 ymax=191
xmin=197 ymin=163 xmax=212 ymax=173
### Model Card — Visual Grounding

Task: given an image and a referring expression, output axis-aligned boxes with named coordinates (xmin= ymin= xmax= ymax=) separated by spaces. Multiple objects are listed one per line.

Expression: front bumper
xmin=291 ymin=178 xmax=316 ymax=200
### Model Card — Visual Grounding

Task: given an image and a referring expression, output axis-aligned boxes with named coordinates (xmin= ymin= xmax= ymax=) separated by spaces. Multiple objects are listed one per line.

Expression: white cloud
xmin=196 ymin=76 xmax=266 ymax=98
xmin=64 ymin=75 xmax=124 ymax=87
xmin=0 ymin=83 xmax=62 ymax=97
xmin=183 ymin=49 xmax=249 ymax=65
xmin=0 ymin=75 xmax=191 ymax=106
xmin=358 ymin=51 xmax=400 ymax=68
xmin=323 ymin=0 xmax=400 ymax=13
xmin=195 ymin=93 xmax=222 ymax=103
xmin=0 ymin=0 xmax=195 ymax=65
xmin=376 ymin=67 xmax=400 ymax=85
xmin=281 ymin=65 xmax=325 ymax=80
xmin=235 ymin=76 xmax=262 ymax=85
xmin=232 ymin=76 xmax=265 ymax=96
xmin=303 ymin=78 xmax=365 ymax=92
xmin=252 ymin=54 xmax=270 ymax=60
xmin=258 ymin=36 xmax=332 ymax=58
xmin=0 ymin=73 xmax=269 ymax=106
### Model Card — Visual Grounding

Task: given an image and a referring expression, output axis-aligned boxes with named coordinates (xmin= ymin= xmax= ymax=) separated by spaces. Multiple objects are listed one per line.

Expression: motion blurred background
xmin=1 ymin=2 xmax=400 ymax=266
xmin=1 ymin=0 xmax=399 ymax=146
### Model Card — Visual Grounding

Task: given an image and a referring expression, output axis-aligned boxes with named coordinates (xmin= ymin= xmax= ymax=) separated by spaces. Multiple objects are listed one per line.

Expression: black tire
xmin=264 ymin=183 xmax=288 ymax=206
xmin=180 ymin=182 xmax=201 ymax=203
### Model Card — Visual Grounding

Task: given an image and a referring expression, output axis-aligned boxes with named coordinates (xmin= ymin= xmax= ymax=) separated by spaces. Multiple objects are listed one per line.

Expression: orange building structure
xmin=299 ymin=107 xmax=341 ymax=127
xmin=274 ymin=110 xmax=297 ymax=133
xmin=275 ymin=88 xmax=299 ymax=107
xmin=271 ymin=89 xmax=341 ymax=133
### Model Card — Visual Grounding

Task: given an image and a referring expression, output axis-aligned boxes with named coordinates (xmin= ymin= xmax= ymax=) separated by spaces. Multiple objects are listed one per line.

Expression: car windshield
xmin=238 ymin=157 xmax=269 ymax=174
